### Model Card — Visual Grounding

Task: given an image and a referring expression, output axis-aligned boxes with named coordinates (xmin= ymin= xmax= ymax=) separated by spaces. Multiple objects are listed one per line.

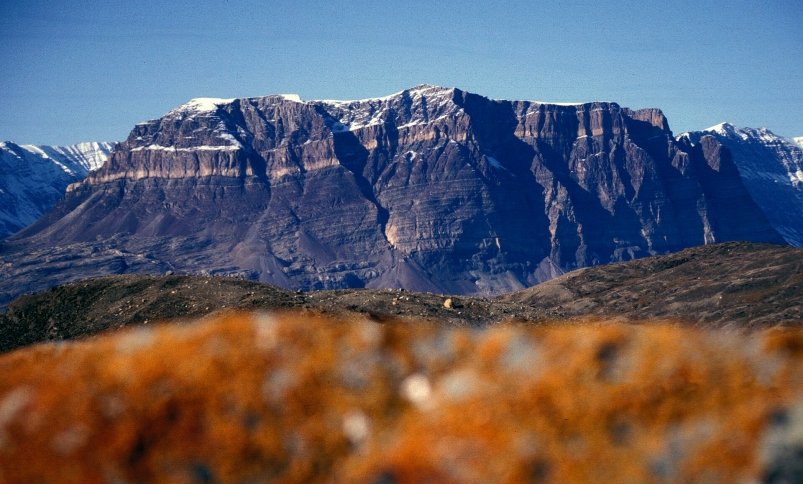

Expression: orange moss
xmin=0 ymin=312 xmax=799 ymax=483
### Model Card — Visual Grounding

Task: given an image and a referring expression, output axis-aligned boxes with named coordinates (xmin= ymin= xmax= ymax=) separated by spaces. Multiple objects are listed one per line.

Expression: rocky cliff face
xmin=0 ymin=141 xmax=114 ymax=238
xmin=0 ymin=86 xmax=783 ymax=303
xmin=679 ymin=123 xmax=803 ymax=246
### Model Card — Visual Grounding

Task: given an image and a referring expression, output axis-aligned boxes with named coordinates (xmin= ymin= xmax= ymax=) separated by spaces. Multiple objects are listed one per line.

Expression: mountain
xmin=0 ymin=85 xmax=783 ymax=304
xmin=0 ymin=141 xmax=114 ymax=238
xmin=678 ymin=123 xmax=803 ymax=246
xmin=794 ymin=136 xmax=803 ymax=148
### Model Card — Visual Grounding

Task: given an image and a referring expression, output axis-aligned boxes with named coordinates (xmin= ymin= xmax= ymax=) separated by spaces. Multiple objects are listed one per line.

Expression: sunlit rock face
xmin=0 ymin=312 xmax=800 ymax=482
xmin=0 ymin=86 xmax=781 ymax=302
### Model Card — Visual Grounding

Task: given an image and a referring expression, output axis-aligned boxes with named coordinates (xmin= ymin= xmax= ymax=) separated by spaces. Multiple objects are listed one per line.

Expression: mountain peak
xmin=682 ymin=122 xmax=803 ymax=245
xmin=277 ymin=93 xmax=302 ymax=102
xmin=705 ymin=122 xmax=738 ymax=136
xmin=167 ymin=97 xmax=236 ymax=117
xmin=405 ymin=84 xmax=453 ymax=94
xmin=703 ymin=123 xmax=798 ymax=147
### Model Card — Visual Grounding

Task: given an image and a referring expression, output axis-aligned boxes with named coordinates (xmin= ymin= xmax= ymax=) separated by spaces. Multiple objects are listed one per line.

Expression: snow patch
xmin=130 ymin=144 xmax=240 ymax=152
xmin=215 ymin=132 xmax=243 ymax=147
xmin=699 ymin=123 xmax=801 ymax=148
xmin=18 ymin=142 xmax=113 ymax=172
xmin=318 ymin=85 xmax=451 ymax=106
xmin=535 ymin=101 xmax=587 ymax=106
xmin=398 ymin=120 xmax=425 ymax=129
xmin=171 ymin=97 xmax=235 ymax=115
xmin=486 ymin=156 xmax=510 ymax=173
xmin=706 ymin=122 xmax=735 ymax=136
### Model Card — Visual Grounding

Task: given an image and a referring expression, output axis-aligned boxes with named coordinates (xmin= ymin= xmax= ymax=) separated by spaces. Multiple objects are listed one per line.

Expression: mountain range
xmin=679 ymin=123 xmax=803 ymax=245
xmin=0 ymin=141 xmax=114 ymax=238
xmin=0 ymin=85 xmax=801 ymax=305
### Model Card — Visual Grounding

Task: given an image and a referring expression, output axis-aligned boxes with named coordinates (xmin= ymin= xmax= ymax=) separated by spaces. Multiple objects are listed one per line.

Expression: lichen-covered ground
xmin=0 ymin=312 xmax=801 ymax=482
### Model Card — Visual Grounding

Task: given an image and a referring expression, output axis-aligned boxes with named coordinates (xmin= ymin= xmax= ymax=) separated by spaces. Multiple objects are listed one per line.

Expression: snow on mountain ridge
xmin=273 ymin=84 xmax=592 ymax=107
xmin=136 ymin=85 xmax=464 ymax=137
xmin=680 ymin=123 xmax=803 ymax=246
xmin=18 ymin=141 xmax=112 ymax=173
xmin=171 ymin=98 xmax=236 ymax=115
xmin=321 ymin=85 xmax=460 ymax=131
xmin=0 ymin=141 xmax=114 ymax=238
xmin=299 ymin=84 xmax=454 ymax=106
xmin=144 ymin=85 xmax=603 ymax=129
xmin=702 ymin=123 xmax=791 ymax=145
xmin=682 ymin=123 xmax=803 ymax=184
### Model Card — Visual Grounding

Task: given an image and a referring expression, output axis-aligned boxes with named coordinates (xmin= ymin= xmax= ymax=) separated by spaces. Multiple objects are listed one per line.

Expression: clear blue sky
xmin=1 ymin=0 xmax=801 ymax=145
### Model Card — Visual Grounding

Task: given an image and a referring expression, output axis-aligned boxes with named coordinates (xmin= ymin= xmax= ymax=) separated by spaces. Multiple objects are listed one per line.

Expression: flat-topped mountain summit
xmin=0 ymin=86 xmax=783 ymax=304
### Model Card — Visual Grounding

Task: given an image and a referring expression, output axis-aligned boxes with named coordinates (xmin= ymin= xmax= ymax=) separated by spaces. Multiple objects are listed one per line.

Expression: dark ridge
xmin=503 ymin=241 xmax=803 ymax=327
xmin=2 ymin=242 xmax=800 ymax=353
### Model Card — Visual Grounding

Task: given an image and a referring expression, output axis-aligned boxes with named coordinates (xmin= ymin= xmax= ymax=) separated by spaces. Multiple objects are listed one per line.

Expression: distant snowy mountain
xmin=794 ymin=137 xmax=803 ymax=149
xmin=678 ymin=123 xmax=803 ymax=246
xmin=0 ymin=141 xmax=114 ymax=238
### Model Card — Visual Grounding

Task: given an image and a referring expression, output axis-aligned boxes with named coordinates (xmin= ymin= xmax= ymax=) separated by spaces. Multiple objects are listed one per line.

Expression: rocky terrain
xmin=2 ymin=242 xmax=799 ymax=352
xmin=0 ymin=86 xmax=783 ymax=304
xmin=504 ymin=242 xmax=803 ymax=327
xmin=0 ymin=311 xmax=800 ymax=482
xmin=0 ymin=141 xmax=114 ymax=238
xmin=0 ymin=274 xmax=543 ymax=353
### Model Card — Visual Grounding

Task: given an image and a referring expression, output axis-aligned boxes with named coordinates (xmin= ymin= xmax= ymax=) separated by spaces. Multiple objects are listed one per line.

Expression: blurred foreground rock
xmin=0 ymin=312 xmax=800 ymax=482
